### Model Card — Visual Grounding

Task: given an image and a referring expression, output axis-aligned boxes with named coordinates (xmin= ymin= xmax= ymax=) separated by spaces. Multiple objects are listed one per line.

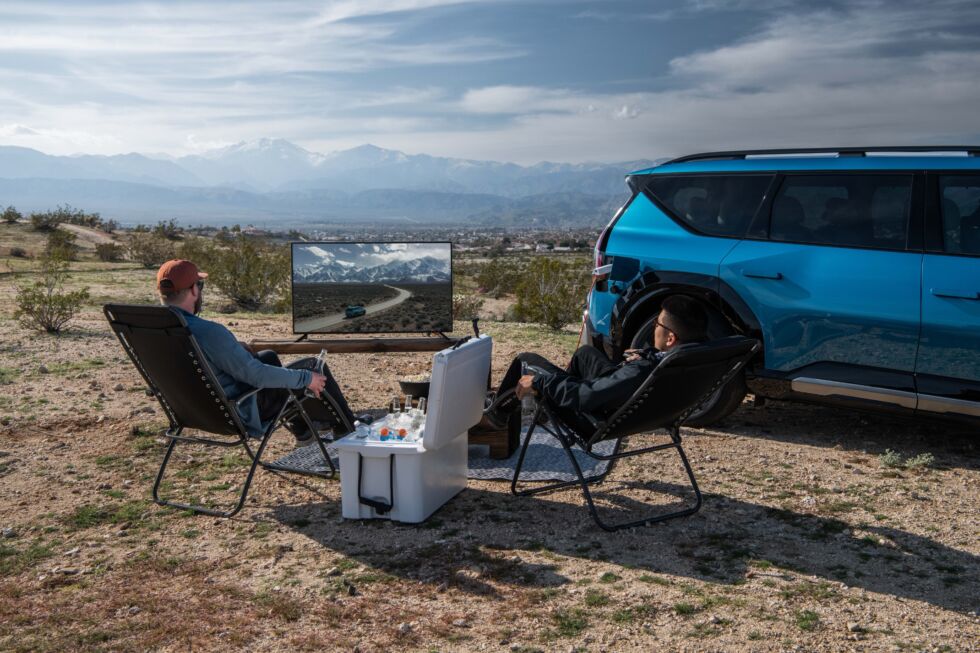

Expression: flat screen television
xmin=291 ymin=241 xmax=453 ymax=334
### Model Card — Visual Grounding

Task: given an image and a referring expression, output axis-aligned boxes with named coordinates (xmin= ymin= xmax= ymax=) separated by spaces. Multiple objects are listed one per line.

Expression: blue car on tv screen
xmin=584 ymin=146 xmax=980 ymax=426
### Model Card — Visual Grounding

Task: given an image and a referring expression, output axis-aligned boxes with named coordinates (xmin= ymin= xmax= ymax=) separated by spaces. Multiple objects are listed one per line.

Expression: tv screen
xmin=291 ymin=242 xmax=453 ymax=334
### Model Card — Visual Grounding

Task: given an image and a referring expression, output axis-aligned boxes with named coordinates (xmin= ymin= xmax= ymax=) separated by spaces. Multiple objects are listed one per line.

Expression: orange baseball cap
xmin=157 ymin=259 xmax=208 ymax=292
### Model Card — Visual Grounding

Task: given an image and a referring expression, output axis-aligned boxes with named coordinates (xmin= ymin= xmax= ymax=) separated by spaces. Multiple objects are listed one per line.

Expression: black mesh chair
xmin=511 ymin=336 xmax=761 ymax=531
xmin=104 ymin=304 xmax=353 ymax=518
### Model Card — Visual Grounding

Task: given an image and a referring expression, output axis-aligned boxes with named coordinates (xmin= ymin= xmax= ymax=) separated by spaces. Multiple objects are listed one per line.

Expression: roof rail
xmin=663 ymin=146 xmax=980 ymax=165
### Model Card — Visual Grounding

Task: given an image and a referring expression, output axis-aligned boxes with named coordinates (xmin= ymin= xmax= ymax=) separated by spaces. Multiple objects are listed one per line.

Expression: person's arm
xmin=532 ymin=361 xmax=651 ymax=415
xmin=197 ymin=322 xmax=311 ymax=390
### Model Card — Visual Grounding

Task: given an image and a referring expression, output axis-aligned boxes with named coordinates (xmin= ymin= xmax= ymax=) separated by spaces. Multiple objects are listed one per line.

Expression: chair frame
xmin=106 ymin=305 xmax=352 ymax=518
xmin=511 ymin=339 xmax=760 ymax=532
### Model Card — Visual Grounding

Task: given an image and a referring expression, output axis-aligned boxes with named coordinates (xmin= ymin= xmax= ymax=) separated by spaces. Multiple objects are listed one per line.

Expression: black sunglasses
xmin=196 ymin=280 xmax=205 ymax=290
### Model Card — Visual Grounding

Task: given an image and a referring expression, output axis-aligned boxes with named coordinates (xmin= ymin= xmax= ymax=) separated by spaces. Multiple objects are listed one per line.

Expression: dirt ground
xmin=0 ymin=274 xmax=978 ymax=652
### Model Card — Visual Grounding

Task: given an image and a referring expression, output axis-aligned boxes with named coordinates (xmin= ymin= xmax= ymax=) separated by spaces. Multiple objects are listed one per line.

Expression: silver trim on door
xmin=916 ymin=394 xmax=980 ymax=417
xmin=790 ymin=377 xmax=917 ymax=409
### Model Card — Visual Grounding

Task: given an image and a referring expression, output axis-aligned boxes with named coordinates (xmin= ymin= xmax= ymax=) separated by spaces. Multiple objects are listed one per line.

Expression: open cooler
xmin=332 ymin=335 xmax=492 ymax=523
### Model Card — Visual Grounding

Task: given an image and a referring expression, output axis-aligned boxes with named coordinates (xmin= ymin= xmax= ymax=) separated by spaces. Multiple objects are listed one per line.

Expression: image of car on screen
xmin=344 ymin=304 xmax=366 ymax=319
xmin=291 ymin=241 xmax=453 ymax=334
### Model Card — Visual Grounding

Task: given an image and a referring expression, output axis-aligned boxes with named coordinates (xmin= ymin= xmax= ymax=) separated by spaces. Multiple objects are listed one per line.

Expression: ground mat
xmin=267 ymin=427 xmax=616 ymax=482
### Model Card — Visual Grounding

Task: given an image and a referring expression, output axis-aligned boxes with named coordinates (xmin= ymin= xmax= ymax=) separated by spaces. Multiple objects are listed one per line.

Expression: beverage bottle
xmin=305 ymin=349 xmax=328 ymax=399
xmin=521 ymin=362 xmax=536 ymax=415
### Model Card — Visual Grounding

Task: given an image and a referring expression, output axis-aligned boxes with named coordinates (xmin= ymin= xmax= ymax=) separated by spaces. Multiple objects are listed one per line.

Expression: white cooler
xmin=332 ymin=335 xmax=492 ymax=523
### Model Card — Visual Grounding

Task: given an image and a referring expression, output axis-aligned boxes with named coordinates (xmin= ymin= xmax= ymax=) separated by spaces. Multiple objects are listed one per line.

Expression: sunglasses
xmin=655 ymin=317 xmax=674 ymax=335
xmin=195 ymin=280 xmax=205 ymax=290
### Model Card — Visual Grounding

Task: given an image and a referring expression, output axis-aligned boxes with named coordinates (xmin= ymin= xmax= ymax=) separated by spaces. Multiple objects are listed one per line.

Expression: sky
xmin=296 ymin=242 xmax=451 ymax=269
xmin=1 ymin=0 xmax=979 ymax=164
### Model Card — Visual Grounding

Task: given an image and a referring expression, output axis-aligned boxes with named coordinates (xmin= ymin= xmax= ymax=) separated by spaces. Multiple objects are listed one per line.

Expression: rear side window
xmin=770 ymin=175 xmax=912 ymax=249
xmin=645 ymin=174 xmax=772 ymax=237
xmin=939 ymin=175 xmax=980 ymax=255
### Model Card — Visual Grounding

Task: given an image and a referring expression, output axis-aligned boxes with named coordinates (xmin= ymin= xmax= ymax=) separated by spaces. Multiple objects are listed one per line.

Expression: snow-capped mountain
xmin=0 ymin=139 xmax=659 ymax=225
xmin=294 ymin=256 xmax=450 ymax=284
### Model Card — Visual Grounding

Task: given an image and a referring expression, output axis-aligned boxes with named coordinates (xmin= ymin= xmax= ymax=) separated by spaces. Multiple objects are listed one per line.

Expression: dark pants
xmin=254 ymin=350 xmax=356 ymax=438
xmin=491 ymin=345 xmax=619 ymax=414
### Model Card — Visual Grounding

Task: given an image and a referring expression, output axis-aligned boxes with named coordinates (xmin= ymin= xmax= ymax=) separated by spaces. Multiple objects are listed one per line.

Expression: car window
xmin=770 ymin=175 xmax=911 ymax=249
xmin=645 ymin=174 xmax=772 ymax=237
xmin=939 ymin=175 xmax=980 ymax=255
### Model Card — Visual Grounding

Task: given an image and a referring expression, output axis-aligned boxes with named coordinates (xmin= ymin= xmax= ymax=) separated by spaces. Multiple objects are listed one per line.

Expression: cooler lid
xmin=422 ymin=335 xmax=492 ymax=450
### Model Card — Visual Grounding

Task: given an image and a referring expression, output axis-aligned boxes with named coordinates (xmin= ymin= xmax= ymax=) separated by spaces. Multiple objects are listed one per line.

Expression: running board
xmin=791 ymin=377 xmax=916 ymax=409
xmin=917 ymin=394 xmax=980 ymax=417
xmin=791 ymin=377 xmax=980 ymax=417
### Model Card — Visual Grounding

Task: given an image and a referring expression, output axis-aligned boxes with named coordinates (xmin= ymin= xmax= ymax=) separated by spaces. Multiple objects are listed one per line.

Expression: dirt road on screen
xmin=293 ymin=284 xmax=411 ymax=332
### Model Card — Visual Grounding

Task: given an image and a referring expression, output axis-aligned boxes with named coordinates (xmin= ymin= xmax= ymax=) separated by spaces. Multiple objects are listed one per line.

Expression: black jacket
xmin=531 ymin=349 xmax=667 ymax=424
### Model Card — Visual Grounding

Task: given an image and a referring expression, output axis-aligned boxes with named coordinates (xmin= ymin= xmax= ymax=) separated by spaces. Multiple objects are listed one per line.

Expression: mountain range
xmin=0 ymin=139 xmax=662 ymax=227
xmin=293 ymin=255 xmax=450 ymax=284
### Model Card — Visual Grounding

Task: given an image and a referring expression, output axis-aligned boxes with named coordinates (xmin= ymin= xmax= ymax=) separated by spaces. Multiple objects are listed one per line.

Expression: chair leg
xmin=152 ymin=427 xmax=272 ymax=518
xmin=510 ymin=407 xmax=614 ymax=498
xmin=258 ymin=396 xmax=337 ymax=479
xmin=569 ymin=425 xmax=702 ymax=532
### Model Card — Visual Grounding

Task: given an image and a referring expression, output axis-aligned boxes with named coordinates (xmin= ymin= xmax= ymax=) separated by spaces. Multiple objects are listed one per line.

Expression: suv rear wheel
xmin=628 ymin=303 xmax=747 ymax=426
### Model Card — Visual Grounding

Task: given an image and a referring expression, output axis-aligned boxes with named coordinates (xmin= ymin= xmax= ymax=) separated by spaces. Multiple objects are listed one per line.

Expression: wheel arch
xmin=609 ymin=271 xmax=765 ymax=363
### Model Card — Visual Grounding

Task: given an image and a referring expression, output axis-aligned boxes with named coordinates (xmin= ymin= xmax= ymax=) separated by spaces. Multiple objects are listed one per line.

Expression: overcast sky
xmin=1 ymin=0 xmax=979 ymax=163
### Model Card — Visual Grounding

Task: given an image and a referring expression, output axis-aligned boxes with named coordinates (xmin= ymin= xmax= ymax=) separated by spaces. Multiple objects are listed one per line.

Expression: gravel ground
xmin=0 ymin=306 xmax=978 ymax=652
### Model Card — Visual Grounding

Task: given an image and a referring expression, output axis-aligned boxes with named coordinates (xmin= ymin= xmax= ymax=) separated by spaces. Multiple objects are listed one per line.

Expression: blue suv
xmin=584 ymin=147 xmax=980 ymax=426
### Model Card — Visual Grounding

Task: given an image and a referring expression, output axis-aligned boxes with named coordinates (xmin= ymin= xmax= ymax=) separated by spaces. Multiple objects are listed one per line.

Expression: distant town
xmin=187 ymin=223 xmax=599 ymax=254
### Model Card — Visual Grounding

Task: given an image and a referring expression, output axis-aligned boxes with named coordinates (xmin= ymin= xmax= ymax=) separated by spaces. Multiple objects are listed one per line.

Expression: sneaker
xmin=293 ymin=433 xmax=317 ymax=449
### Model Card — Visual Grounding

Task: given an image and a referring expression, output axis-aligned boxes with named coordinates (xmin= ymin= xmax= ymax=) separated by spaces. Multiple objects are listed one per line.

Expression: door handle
xmin=742 ymin=270 xmax=783 ymax=280
xmin=930 ymin=288 xmax=979 ymax=300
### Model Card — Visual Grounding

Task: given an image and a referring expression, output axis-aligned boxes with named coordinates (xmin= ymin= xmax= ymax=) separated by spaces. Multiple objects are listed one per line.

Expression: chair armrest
xmin=234 ymin=388 xmax=261 ymax=407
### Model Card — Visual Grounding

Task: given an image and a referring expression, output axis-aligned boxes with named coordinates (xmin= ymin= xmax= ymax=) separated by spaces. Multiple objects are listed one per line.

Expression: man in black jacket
xmin=474 ymin=295 xmax=708 ymax=436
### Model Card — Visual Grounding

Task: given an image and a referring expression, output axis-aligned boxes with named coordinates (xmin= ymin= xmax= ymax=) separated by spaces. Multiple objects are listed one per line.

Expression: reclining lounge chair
xmin=511 ymin=336 xmax=761 ymax=531
xmin=104 ymin=304 xmax=353 ymax=518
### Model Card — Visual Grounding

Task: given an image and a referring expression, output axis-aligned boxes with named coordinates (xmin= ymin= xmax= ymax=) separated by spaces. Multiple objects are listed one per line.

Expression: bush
xmin=30 ymin=211 xmax=62 ymax=232
xmin=1 ymin=206 xmax=22 ymax=224
xmin=95 ymin=242 xmax=124 ymax=262
xmin=14 ymin=255 xmax=90 ymax=334
xmin=476 ymin=257 xmax=521 ymax=298
xmin=30 ymin=204 xmax=101 ymax=231
xmin=125 ymin=231 xmax=176 ymax=268
xmin=514 ymin=257 xmax=589 ymax=331
xmin=45 ymin=229 xmax=78 ymax=261
xmin=452 ymin=293 xmax=484 ymax=320
xmin=205 ymin=233 xmax=289 ymax=311
xmin=154 ymin=219 xmax=182 ymax=241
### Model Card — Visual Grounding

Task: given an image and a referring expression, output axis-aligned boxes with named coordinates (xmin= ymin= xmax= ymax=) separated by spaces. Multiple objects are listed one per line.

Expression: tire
xmin=628 ymin=303 xmax=748 ymax=427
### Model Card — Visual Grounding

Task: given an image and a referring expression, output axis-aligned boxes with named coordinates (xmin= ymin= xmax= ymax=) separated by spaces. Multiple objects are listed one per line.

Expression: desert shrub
xmin=9 ymin=247 xmax=28 ymax=258
xmin=14 ymin=255 xmax=90 ymax=334
xmin=125 ymin=231 xmax=176 ymax=268
xmin=514 ymin=257 xmax=589 ymax=331
xmin=878 ymin=449 xmax=904 ymax=469
xmin=177 ymin=236 xmax=216 ymax=270
xmin=30 ymin=204 xmax=101 ymax=231
xmin=45 ymin=229 xmax=79 ymax=261
xmin=154 ymin=219 xmax=182 ymax=241
xmin=95 ymin=242 xmax=124 ymax=262
xmin=1 ymin=206 xmax=22 ymax=224
xmin=452 ymin=293 xmax=484 ymax=320
xmin=205 ymin=233 xmax=289 ymax=311
xmin=29 ymin=211 xmax=62 ymax=232
xmin=476 ymin=257 xmax=521 ymax=298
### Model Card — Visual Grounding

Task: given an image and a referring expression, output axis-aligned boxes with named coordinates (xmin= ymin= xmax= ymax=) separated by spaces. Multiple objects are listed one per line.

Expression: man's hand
xmin=623 ymin=348 xmax=643 ymax=363
xmin=515 ymin=374 xmax=537 ymax=400
xmin=307 ymin=373 xmax=327 ymax=396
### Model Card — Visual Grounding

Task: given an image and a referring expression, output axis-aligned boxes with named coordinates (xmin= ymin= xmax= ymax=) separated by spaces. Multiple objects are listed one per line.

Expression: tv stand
xmin=249 ymin=334 xmax=464 ymax=355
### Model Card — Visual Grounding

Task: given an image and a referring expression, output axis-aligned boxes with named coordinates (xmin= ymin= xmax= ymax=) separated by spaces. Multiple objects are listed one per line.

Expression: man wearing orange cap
xmin=156 ymin=259 xmax=355 ymax=444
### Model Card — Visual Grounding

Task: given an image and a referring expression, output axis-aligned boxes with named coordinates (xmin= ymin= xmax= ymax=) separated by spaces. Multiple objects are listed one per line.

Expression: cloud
xmin=0 ymin=1 xmax=979 ymax=163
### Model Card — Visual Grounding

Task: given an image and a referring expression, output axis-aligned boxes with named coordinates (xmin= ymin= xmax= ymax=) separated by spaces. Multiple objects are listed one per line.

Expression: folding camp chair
xmin=104 ymin=304 xmax=353 ymax=518
xmin=511 ymin=336 xmax=761 ymax=532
